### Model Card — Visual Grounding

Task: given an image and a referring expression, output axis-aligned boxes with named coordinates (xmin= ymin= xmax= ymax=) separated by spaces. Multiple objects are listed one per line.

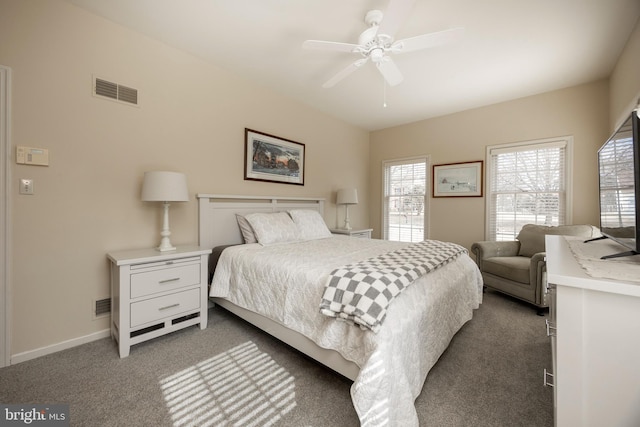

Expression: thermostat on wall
xmin=16 ymin=146 xmax=49 ymax=166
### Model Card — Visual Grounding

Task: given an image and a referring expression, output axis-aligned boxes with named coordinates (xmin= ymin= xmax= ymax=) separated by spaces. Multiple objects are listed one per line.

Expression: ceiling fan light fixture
xmin=370 ymin=48 xmax=384 ymax=63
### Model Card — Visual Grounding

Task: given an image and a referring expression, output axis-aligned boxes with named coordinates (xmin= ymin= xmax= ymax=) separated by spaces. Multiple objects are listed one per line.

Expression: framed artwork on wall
xmin=244 ymin=128 xmax=305 ymax=185
xmin=433 ymin=160 xmax=483 ymax=197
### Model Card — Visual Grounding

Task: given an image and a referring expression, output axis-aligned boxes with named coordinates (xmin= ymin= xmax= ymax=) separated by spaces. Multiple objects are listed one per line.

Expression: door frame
xmin=1 ymin=65 xmax=12 ymax=367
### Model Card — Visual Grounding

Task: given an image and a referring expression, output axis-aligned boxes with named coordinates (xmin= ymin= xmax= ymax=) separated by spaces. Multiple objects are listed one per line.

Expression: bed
xmin=198 ymin=194 xmax=483 ymax=426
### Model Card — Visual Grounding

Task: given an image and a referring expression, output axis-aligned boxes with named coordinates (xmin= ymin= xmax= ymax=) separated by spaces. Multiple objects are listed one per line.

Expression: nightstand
xmin=330 ymin=228 xmax=373 ymax=239
xmin=107 ymin=245 xmax=212 ymax=357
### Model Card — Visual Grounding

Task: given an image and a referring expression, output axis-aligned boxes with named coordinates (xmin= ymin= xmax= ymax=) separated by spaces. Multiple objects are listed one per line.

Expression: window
xmin=383 ymin=157 xmax=428 ymax=242
xmin=487 ymin=137 xmax=572 ymax=241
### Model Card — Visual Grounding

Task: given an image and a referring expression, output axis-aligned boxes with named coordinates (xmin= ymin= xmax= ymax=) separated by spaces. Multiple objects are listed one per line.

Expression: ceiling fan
xmin=302 ymin=0 xmax=464 ymax=88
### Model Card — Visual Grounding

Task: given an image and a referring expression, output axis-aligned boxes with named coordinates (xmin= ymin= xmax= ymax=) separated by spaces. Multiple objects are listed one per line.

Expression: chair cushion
xmin=483 ymin=256 xmax=531 ymax=284
xmin=517 ymin=224 xmax=599 ymax=257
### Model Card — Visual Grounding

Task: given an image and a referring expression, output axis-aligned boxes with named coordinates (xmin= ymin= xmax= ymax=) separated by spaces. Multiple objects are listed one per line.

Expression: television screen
xmin=597 ymin=111 xmax=640 ymax=257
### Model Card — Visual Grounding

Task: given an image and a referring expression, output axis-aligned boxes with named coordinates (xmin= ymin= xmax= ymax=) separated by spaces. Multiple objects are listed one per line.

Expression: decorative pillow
xmin=244 ymin=211 xmax=300 ymax=245
xmin=235 ymin=214 xmax=257 ymax=244
xmin=288 ymin=209 xmax=332 ymax=240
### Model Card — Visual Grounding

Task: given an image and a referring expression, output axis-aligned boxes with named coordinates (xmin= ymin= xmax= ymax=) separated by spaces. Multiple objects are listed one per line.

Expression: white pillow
xmin=288 ymin=209 xmax=332 ymax=240
xmin=235 ymin=214 xmax=257 ymax=244
xmin=244 ymin=211 xmax=300 ymax=245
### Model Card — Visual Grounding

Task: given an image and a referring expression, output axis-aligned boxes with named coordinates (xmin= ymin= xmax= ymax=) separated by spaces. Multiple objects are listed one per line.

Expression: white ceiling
xmin=67 ymin=0 xmax=640 ymax=131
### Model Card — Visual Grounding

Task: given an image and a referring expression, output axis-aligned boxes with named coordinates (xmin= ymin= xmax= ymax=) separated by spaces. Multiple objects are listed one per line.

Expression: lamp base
xmin=157 ymin=241 xmax=177 ymax=252
xmin=156 ymin=201 xmax=177 ymax=251
xmin=343 ymin=205 xmax=352 ymax=230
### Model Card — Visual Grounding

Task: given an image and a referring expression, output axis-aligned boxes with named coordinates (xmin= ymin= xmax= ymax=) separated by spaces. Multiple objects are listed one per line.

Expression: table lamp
xmin=337 ymin=188 xmax=358 ymax=230
xmin=141 ymin=171 xmax=189 ymax=251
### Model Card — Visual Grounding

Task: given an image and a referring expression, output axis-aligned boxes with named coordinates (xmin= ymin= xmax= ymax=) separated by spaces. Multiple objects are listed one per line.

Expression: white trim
xmin=484 ymin=136 xmax=574 ymax=240
xmin=489 ymin=140 xmax=568 ymax=155
xmin=11 ymin=329 xmax=111 ymax=365
xmin=0 ymin=66 xmax=11 ymax=367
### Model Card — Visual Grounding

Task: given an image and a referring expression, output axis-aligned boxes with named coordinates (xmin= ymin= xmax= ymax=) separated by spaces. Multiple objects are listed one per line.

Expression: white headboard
xmin=197 ymin=194 xmax=325 ymax=249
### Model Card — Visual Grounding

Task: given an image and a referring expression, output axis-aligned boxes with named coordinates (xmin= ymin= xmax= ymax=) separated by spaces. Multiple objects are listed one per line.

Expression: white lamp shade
xmin=141 ymin=171 xmax=189 ymax=202
xmin=337 ymin=188 xmax=358 ymax=205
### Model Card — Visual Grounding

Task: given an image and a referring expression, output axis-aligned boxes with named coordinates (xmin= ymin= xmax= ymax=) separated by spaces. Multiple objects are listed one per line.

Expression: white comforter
xmin=210 ymin=236 xmax=483 ymax=426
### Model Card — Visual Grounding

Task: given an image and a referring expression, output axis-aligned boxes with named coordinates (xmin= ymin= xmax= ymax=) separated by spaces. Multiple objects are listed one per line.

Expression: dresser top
xmin=107 ymin=245 xmax=211 ymax=266
xmin=546 ymin=235 xmax=640 ymax=298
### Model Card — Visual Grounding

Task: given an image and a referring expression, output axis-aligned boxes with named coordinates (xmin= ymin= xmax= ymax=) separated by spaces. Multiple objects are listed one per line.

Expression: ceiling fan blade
xmin=392 ymin=27 xmax=465 ymax=54
xmin=377 ymin=0 xmax=417 ymax=37
xmin=303 ymin=40 xmax=361 ymax=53
xmin=376 ymin=57 xmax=403 ymax=86
xmin=322 ymin=58 xmax=368 ymax=88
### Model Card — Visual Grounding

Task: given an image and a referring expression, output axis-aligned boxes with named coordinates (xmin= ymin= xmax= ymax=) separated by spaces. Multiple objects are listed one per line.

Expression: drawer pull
xmin=543 ymin=368 xmax=555 ymax=387
xmin=545 ymin=319 xmax=557 ymax=337
xmin=158 ymin=278 xmax=180 ymax=284
xmin=159 ymin=303 xmax=180 ymax=311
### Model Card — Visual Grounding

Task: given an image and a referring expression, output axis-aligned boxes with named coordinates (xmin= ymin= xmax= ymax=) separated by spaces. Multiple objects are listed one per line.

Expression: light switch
xmin=20 ymin=179 xmax=34 ymax=195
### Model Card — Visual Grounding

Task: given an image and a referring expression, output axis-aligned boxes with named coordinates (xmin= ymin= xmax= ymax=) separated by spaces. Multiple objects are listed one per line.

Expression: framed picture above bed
xmin=433 ymin=160 xmax=483 ymax=197
xmin=244 ymin=128 xmax=305 ymax=185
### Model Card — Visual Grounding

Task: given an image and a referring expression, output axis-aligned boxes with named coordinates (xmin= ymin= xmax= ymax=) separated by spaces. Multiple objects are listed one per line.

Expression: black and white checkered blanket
xmin=319 ymin=240 xmax=467 ymax=333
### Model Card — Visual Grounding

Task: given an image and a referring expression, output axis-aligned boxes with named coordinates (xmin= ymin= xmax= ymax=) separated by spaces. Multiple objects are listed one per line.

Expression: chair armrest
xmin=530 ymin=252 xmax=547 ymax=303
xmin=471 ymin=241 xmax=521 ymax=269
xmin=530 ymin=252 xmax=546 ymax=267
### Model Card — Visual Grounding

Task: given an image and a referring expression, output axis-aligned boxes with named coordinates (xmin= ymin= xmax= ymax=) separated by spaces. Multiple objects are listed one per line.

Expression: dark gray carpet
xmin=0 ymin=290 xmax=552 ymax=426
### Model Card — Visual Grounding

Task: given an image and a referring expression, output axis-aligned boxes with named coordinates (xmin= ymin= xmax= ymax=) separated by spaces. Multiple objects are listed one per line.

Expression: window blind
xmin=488 ymin=139 xmax=568 ymax=241
xmin=383 ymin=157 xmax=427 ymax=242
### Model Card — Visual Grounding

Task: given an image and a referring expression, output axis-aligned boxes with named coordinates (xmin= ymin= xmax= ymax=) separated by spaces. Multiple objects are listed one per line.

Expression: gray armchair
xmin=471 ymin=224 xmax=600 ymax=314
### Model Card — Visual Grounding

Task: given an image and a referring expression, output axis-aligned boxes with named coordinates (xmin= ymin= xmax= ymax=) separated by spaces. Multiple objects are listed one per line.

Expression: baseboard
xmin=10 ymin=329 xmax=111 ymax=365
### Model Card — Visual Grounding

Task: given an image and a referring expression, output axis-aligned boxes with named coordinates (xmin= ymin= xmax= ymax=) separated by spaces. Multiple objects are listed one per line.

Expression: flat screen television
xmin=595 ymin=109 xmax=640 ymax=259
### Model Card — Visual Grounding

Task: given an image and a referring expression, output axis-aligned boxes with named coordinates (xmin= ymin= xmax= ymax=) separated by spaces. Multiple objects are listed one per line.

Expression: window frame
xmin=485 ymin=136 xmax=574 ymax=241
xmin=381 ymin=155 xmax=430 ymax=242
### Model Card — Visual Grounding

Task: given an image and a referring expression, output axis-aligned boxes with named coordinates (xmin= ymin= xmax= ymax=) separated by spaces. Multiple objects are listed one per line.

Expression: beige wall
xmin=369 ymin=80 xmax=610 ymax=250
xmin=1 ymin=0 xmax=369 ymax=356
xmin=610 ymin=18 xmax=640 ymax=130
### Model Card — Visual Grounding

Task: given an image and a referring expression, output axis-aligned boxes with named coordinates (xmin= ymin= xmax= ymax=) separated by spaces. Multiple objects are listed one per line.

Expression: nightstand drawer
xmin=130 ymin=264 xmax=200 ymax=299
xmin=330 ymin=228 xmax=372 ymax=239
xmin=350 ymin=230 xmax=371 ymax=238
xmin=130 ymin=288 xmax=200 ymax=327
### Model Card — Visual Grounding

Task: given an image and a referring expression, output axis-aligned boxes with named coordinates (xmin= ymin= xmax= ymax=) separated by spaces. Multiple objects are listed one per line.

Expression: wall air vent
xmin=94 ymin=297 xmax=111 ymax=318
xmin=93 ymin=77 xmax=138 ymax=106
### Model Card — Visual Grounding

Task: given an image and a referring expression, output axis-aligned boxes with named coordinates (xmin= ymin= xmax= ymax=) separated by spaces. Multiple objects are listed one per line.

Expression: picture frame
xmin=244 ymin=128 xmax=305 ymax=186
xmin=433 ymin=160 xmax=483 ymax=197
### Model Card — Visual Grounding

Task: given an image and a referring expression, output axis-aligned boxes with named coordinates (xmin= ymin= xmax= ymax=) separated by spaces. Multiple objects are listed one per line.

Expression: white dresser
xmin=107 ymin=245 xmax=211 ymax=357
xmin=545 ymin=235 xmax=640 ymax=427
